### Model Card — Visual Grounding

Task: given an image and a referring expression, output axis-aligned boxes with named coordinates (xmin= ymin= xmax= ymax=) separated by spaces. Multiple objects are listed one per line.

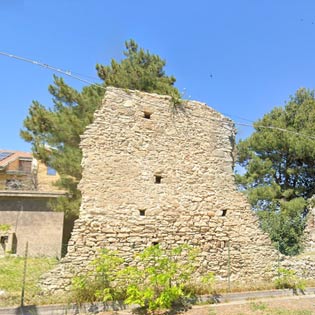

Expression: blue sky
xmin=1 ymin=0 xmax=315 ymax=151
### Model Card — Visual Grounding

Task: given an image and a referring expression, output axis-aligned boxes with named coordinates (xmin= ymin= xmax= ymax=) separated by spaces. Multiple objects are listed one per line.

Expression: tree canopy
xmin=21 ymin=40 xmax=180 ymax=220
xmin=236 ymin=88 xmax=315 ymax=255
xmin=96 ymin=40 xmax=180 ymax=99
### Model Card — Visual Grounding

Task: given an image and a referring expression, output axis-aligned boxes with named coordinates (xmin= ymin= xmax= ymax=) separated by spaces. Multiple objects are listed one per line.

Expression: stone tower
xmin=42 ymin=87 xmax=278 ymax=292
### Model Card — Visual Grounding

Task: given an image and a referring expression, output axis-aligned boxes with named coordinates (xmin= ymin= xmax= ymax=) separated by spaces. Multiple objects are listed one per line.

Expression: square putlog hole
xmin=143 ymin=112 xmax=152 ymax=119
xmin=155 ymin=175 xmax=162 ymax=184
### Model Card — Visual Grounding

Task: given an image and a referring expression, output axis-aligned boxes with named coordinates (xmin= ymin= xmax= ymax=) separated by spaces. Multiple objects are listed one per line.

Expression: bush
xmin=0 ymin=224 xmax=11 ymax=233
xmin=274 ymin=268 xmax=306 ymax=292
xmin=123 ymin=244 xmax=198 ymax=313
xmin=72 ymin=248 xmax=126 ymax=304
xmin=71 ymin=244 xmax=215 ymax=314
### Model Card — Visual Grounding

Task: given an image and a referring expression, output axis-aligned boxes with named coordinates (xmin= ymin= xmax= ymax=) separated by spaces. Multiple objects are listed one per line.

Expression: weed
xmin=71 ymin=248 xmax=126 ymax=304
xmin=207 ymin=308 xmax=216 ymax=315
xmin=71 ymin=244 xmax=210 ymax=314
xmin=124 ymin=244 xmax=200 ymax=314
xmin=250 ymin=301 xmax=268 ymax=311
xmin=274 ymin=268 xmax=306 ymax=292
xmin=0 ymin=224 xmax=11 ymax=233
xmin=272 ymin=310 xmax=312 ymax=315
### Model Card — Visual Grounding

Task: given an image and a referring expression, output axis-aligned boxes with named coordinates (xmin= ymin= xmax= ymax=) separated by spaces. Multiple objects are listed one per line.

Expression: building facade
xmin=0 ymin=150 xmax=64 ymax=257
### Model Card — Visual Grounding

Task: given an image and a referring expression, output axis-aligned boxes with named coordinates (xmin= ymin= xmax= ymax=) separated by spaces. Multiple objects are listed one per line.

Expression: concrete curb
xmin=0 ymin=301 xmax=126 ymax=315
xmin=197 ymin=287 xmax=315 ymax=304
xmin=1 ymin=287 xmax=315 ymax=315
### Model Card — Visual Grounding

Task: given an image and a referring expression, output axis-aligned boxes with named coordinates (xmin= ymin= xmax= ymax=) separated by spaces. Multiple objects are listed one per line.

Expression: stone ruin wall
xmin=304 ymin=206 xmax=315 ymax=252
xmin=42 ymin=87 xmax=279 ymax=292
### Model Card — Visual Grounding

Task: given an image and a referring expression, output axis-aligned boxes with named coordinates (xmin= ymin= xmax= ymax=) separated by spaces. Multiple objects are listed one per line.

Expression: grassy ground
xmin=0 ymin=255 xmax=58 ymax=307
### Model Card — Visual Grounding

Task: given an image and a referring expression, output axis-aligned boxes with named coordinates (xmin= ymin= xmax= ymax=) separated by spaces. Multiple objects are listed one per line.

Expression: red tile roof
xmin=0 ymin=150 xmax=33 ymax=168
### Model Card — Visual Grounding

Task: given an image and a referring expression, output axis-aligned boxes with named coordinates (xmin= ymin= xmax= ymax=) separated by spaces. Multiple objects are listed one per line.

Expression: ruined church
xmin=43 ymin=87 xmax=278 ymax=292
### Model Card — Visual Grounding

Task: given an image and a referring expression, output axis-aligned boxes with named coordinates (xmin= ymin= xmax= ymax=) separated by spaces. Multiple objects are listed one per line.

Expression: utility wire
xmin=235 ymin=122 xmax=315 ymax=141
xmin=1 ymin=50 xmax=315 ymax=141
xmin=0 ymin=51 xmax=104 ymax=88
xmin=222 ymin=112 xmax=255 ymax=124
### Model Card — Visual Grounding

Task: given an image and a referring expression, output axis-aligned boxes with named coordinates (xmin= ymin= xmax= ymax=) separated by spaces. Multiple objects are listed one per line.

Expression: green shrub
xmin=0 ymin=224 xmax=10 ymax=233
xmin=71 ymin=248 xmax=126 ymax=304
xmin=71 ymin=274 xmax=99 ymax=304
xmin=71 ymin=244 xmax=213 ymax=314
xmin=250 ymin=301 xmax=268 ymax=311
xmin=123 ymin=244 xmax=199 ymax=313
xmin=274 ymin=268 xmax=306 ymax=291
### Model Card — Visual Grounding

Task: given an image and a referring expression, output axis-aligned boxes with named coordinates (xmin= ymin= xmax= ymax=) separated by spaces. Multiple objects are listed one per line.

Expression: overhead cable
xmin=0 ymin=51 xmax=103 ymax=87
xmin=1 ymin=50 xmax=315 ymax=141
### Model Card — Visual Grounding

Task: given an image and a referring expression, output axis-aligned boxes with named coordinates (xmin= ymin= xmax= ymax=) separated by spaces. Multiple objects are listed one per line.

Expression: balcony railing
xmin=6 ymin=170 xmax=32 ymax=175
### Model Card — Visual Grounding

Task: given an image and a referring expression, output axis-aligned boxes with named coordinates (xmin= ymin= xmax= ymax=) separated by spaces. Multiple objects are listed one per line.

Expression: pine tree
xmin=21 ymin=40 xmax=180 ymax=224
xmin=96 ymin=40 xmax=180 ymax=100
xmin=236 ymin=88 xmax=315 ymax=255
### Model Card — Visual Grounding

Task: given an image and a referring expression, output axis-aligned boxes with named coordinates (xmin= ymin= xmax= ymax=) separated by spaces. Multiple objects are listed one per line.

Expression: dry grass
xmin=96 ymin=296 xmax=315 ymax=315
xmin=206 ymin=296 xmax=315 ymax=315
xmin=213 ymin=280 xmax=276 ymax=294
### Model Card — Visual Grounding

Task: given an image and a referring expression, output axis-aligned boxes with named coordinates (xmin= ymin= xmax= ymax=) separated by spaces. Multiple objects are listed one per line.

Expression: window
xmin=19 ymin=159 xmax=32 ymax=173
xmin=47 ymin=166 xmax=57 ymax=176
xmin=222 ymin=209 xmax=227 ymax=217
xmin=0 ymin=236 xmax=8 ymax=251
xmin=139 ymin=210 xmax=146 ymax=216
xmin=0 ymin=236 xmax=8 ymax=243
xmin=155 ymin=175 xmax=162 ymax=184
xmin=143 ymin=111 xmax=152 ymax=119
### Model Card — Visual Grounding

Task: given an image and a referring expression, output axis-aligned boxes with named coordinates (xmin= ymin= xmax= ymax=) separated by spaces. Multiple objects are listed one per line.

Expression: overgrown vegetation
xmin=71 ymin=248 xmax=126 ymax=304
xmin=72 ymin=245 xmax=215 ymax=314
xmin=0 ymin=224 xmax=11 ymax=233
xmin=274 ymin=268 xmax=306 ymax=292
xmin=1 ymin=253 xmax=314 ymax=312
xmin=250 ymin=301 xmax=268 ymax=311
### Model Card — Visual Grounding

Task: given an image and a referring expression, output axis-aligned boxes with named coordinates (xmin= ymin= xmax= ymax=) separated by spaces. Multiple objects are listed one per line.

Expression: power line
xmin=221 ymin=112 xmax=255 ymax=124
xmin=1 ymin=50 xmax=315 ymax=142
xmin=235 ymin=122 xmax=315 ymax=141
xmin=0 ymin=51 xmax=104 ymax=88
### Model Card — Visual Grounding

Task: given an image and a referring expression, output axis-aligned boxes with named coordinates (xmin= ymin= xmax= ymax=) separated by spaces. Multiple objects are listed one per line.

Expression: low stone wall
xmin=280 ymin=254 xmax=315 ymax=279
